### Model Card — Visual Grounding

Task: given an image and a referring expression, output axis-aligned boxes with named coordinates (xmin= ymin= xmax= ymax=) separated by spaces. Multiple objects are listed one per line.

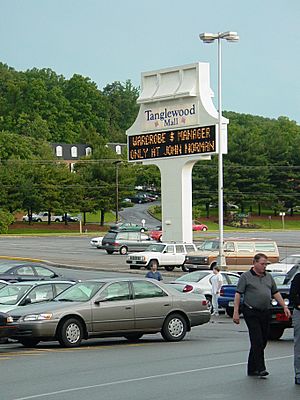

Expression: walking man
xmin=289 ymin=271 xmax=300 ymax=385
xmin=233 ymin=253 xmax=291 ymax=377
xmin=211 ymin=266 xmax=223 ymax=316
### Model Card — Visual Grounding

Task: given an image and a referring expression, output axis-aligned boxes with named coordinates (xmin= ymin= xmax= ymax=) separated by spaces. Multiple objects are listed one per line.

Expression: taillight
xmin=183 ymin=284 xmax=193 ymax=292
xmin=202 ymin=300 xmax=208 ymax=306
xmin=275 ymin=313 xmax=290 ymax=322
xmin=220 ymin=287 xmax=224 ymax=296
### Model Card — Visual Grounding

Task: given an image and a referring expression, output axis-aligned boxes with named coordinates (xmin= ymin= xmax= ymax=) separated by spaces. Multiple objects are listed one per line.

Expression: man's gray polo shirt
xmin=237 ymin=268 xmax=278 ymax=310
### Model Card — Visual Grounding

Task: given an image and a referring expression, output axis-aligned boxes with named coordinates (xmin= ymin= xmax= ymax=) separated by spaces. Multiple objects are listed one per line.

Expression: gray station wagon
xmin=99 ymin=230 xmax=153 ymax=255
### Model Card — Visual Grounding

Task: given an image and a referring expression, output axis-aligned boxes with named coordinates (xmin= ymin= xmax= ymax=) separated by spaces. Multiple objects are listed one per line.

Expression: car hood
xmin=128 ymin=251 xmax=163 ymax=257
xmin=0 ymin=304 xmax=15 ymax=313
xmin=187 ymin=250 xmax=218 ymax=257
xmin=9 ymin=300 xmax=87 ymax=317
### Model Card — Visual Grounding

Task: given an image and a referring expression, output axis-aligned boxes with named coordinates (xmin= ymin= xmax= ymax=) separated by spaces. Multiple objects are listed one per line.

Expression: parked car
xmin=0 ymin=280 xmax=75 ymax=313
xmin=192 ymin=222 xmax=208 ymax=232
xmin=126 ymin=242 xmax=198 ymax=272
xmin=169 ymin=270 xmax=240 ymax=312
xmin=0 ymin=312 xmax=16 ymax=339
xmin=62 ymin=214 xmax=79 ymax=222
xmin=99 ymin=230 xmax=153 ymax=255
xmin=32 ymin=212 xmax=64 ymax=222
xmin=0 ymin=261 xmax=65 ymax=282
xmin=184 ymin=238 xmax=279 ymax=272
xmin=267 ymin=254 xmax=300 ymax=273
xmin=110 ymin=222 xmax=148 ymax=232
xmin=90 ymin=236 xmax=104 ymax=248
xmin=9 ymin=278 xmax=211 ymax=347
xmin=218 ymin=282 xmax=293 ymax=340
xmin=149 ymin=226 xmax=163 ymax=242
xmin=149 ymin=223 xmax=207 ymax=242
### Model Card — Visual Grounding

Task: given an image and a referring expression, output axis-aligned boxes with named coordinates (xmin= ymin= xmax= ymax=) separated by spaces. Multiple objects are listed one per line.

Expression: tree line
xmin=0 ymin=62 xmax=300 ymax=231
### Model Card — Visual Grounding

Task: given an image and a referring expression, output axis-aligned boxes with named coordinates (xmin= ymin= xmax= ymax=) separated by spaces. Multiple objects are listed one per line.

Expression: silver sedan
xmin=9 ymin=278 xmax=211 ymax=348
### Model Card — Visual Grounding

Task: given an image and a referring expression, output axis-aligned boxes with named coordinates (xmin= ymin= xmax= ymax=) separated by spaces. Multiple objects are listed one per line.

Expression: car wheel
xmin=119 ymin=246 xmax=128 ymax=255
xmin=202 ymin=227 xmax=207 ymax=232
xmin=124 ymin=333 xmax=144 ymax=342
xmin=225 ymin=305 xmax=234 ymax=318
xmin=158 ymin=235 xmax=162 ymax=242
xmin=54 ymin=218 xmax=60 ymax=222
xmin=205 ymin=295 xmax=213 ymax=313
xmin=164 ymin=265 xmax=175 ymax=271
xmin=140 ymin=228 xmax=145 ymax=232
xmin=19 ymin=338 xmax=40 ymax=347
xmin=161 ymin=313 xmax=187 ymax=341
xmin=106 ymin=250 xmax=114 ymax=254
xmin=268 ymin=327 xmax=285 ymax=340
xmin=181 ymin=264 xmax=189 ymax=272
xmin=36 ymin=218 xmax=42 ymax=222
xmin=58 ymin=318 xmax=83 ymax=348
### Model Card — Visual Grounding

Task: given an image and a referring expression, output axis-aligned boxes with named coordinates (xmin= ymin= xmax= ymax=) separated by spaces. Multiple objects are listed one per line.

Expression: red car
xmin=193 ymin=223 xmax=208 ymax=232
xmin=150 ymin=223 xmax=208 ymax=242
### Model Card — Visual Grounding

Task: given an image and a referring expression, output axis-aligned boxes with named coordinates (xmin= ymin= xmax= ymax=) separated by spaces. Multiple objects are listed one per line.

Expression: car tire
xmin=205 ymin=295 xmax=213 ymax=313
xmin=158 ymin=235 xmax=162 ymax=242
xmin=268 ymin=327 xmax=285 ymax=340
xmin=124 ymin=333 xmax=144 ymax=342
xmin=164 ymin=265 xmax=175 ymax=271
xmin=161 ymin=313 xmax=187 ymax=341
xmin=106 ymin=250 xmax=114 ymax=255
xmin=181 ymin=264 xmax=189 ymax=272
xmin=19 ymin=338 xmax=40 ymax=347
xmin=57 ymin=318 xmax=83 ymax=348
xmin=140 ymin=228 xmax=145 ymax=233
xmin=54 ymin=218 xmax=60 ymax=222
xmin=202 ymin=227 xmax=207 ymax=232
xmin=225 ymin=306 xmax=234 ymax=318
xmin=119 ymin=246 xmax=128 ymax=255
xmin=36 ymin=218 xmax=42 ymax=222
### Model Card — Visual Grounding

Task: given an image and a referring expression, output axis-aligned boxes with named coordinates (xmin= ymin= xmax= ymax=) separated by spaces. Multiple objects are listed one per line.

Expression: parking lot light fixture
xmin=199 ymin=31 xmax=239 ymax=269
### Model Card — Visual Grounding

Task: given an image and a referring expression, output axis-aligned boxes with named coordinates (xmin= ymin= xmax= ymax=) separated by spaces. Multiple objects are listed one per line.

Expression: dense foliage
xmin=0 ymin=61 xmax=299 ymax=224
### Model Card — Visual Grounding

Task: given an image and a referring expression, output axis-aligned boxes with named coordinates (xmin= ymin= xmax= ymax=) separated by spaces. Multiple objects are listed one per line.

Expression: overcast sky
xmin=1 ymin=0 xmax=299 ymax=123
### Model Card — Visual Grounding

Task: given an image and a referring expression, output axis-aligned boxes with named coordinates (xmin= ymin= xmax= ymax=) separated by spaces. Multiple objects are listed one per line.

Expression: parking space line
xmin=11 ymin=354 xmax=293 ymax=400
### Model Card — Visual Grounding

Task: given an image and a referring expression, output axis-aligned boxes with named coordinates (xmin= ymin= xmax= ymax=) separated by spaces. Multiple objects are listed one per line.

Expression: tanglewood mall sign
xmin=128 ymin=125 xmax=216 ymax=161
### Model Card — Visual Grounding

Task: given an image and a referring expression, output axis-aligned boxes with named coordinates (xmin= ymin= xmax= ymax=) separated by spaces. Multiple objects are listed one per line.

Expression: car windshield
xmin=145 ymin=244 xmax=165 ymax=252
xmin=0 ymin=284 xmax=32 ymax=305
xmin=280 ymin=256 xmax=300 ymax=264
xmin=176 ymin=271 xmax=210 ymax=283
xmin=198 ymin=241 xmax=219 ymax=251
xmin=0 ymin=265 xmax=14 ymax=273
xmin=54 ymin=281 xmax=105 ymax=302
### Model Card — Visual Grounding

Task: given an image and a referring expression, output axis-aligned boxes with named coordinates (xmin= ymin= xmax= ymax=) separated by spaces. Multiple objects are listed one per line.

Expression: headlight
xmin=23 ymin=313 xmax=53 ymax=321
xmin=6 ymin=316 xmax=13 ymax=323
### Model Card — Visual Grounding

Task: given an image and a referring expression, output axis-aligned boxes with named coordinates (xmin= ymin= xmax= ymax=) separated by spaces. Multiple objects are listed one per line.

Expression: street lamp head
xmin=199 ymin=31 xmax=239 ymax=43
xmin=199 ymin=32 xmax=217 ymax=43
xmin=221 ymin=31 xmax=239 ymax=42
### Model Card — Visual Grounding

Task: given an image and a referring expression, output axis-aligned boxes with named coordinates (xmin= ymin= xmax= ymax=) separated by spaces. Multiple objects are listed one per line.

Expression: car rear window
xmin=104 ymin=232 xmax=118 ymax=240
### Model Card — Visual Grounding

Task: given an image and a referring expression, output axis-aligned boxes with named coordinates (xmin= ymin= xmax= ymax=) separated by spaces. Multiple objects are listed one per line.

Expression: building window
xmin=85 ymin=147 xmax=92 ymax=156
xmin=71 ymin=146 xmax=78 ymax=158
xmin=56 ymin=146 xmax=63 ymax=157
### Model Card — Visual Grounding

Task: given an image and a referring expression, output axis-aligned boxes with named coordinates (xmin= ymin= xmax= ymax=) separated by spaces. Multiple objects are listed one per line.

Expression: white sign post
xmin=126 ymin=63 xmax=229 ymax=243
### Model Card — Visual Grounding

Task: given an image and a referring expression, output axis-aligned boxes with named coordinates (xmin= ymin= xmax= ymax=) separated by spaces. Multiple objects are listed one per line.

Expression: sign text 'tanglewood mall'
xmin=128 ymin=125 xmax=216 ymax=161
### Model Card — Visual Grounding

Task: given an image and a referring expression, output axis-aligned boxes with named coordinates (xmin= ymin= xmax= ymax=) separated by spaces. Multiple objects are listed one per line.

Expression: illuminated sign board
xmin=128 ymin=125 xmax=216 ymax=161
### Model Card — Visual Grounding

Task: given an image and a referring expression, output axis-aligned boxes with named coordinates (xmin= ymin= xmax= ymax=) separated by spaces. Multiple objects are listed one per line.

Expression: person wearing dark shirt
xmin=233 ymin=253 xmax=291 ymax=378
xmin=145 ymin=263 xmax=162 ymax=281
xmin=289 ymin=272 xmax=300 ymax=385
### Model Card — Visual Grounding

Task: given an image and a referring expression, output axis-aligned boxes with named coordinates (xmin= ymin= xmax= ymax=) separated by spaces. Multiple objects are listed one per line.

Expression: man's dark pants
xmin=243 ymin=306 xmax=270 ymax=374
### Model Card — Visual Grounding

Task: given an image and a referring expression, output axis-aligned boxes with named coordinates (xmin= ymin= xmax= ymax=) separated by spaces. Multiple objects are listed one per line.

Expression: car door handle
xmin=125 ymin=306 xmax=132 ymax=309
xmin=164 ymin=304 xmax=170 ymax=307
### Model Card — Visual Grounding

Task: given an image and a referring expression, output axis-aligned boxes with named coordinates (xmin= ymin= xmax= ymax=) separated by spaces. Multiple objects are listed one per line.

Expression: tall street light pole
xmin=114 ymin=160 xmax=122 ymax=224
xmin=199 ymin=31 xmax=239 ymax=269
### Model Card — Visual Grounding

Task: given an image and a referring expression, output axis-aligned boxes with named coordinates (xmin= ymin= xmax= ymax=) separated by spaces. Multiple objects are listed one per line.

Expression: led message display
xmin=128 ymin=125 xmax=216 ymax=161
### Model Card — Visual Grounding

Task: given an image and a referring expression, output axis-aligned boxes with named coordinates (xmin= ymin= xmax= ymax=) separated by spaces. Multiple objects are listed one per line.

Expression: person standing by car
xmin=289 ymin=271 xmax=300 ymax=385
xmin=146 ymin=263 xmax=162 ymax=281
xmin=233 ymin=253 xmax=291 ymax=377
xmin=211 ymin=266 xmax=223 ymax=316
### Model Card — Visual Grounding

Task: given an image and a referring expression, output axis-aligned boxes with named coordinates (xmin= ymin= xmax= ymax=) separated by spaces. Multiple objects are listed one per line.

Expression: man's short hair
xmin=253 ymin=253 xmax=268 ymax=263
xmin=213 ymin=266 xmax=220 ymax=272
